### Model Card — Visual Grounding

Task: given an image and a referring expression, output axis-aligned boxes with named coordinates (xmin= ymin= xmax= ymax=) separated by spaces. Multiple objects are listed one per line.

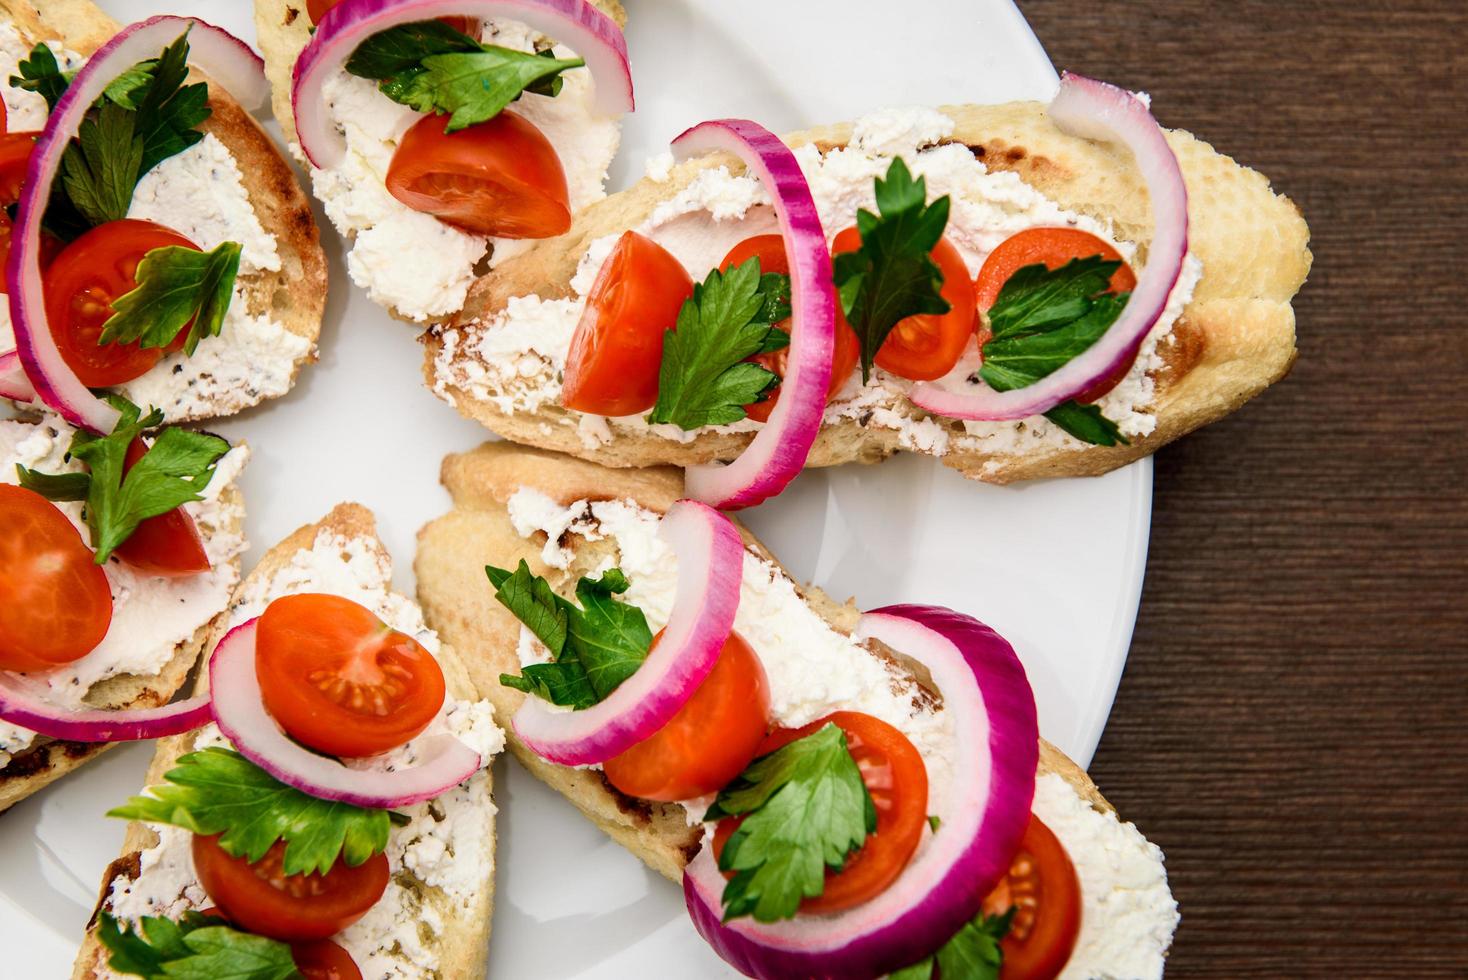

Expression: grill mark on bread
xmin=88 ymin=851 xmax=143 ymax=928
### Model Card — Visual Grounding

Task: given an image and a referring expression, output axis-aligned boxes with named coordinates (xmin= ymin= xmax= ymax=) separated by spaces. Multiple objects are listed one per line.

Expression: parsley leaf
xmin=978 ymin=256 xmax=1133 ymax=447
xmin=705 ymin=723 xmax=876 ymax=923
xmin=489 ymin=561 xmax=652 ymax=709
xmin=17 ymin=398 xmax=230 ymax=564
xmin=646 ymin=259 xmax=792 ymax=430
xmin=107 ymin=747 xmax=392 ymax=876
xmin=10 ymin=43 xmax=69 ymax=112
xmin=100 ymin=243 xmax=242 ymax=354
xmin=889 ymin=909 xmax=1015 ymax=980
xmin=131 ymin=32 xmax=211 ymax=176
xmin=347 ymin=21 xmax=583 ymax=133
xmin=98 ymin=912 xmax=302 ymax=980
xmin=832 ymin=158 xmax=951 ymax=381
xmin=61 ymin=99 xmax=144 ymax=225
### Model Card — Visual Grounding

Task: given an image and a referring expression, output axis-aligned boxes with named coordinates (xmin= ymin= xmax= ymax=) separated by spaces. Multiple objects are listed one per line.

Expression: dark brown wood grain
xmin=1011 ymin=0 xmax=1468 ymax=974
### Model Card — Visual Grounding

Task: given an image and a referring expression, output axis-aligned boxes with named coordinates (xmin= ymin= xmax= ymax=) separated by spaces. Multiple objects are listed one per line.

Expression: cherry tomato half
xmin=713 ymin=710 xmax=929 ymax=914
xmin=0 ymin=131 xmax=62 ymax=293
xmin=981 ymin=813 xmax=1083 ymax=980
xmin=974 ymin=228 xmax=1138 ymax=403
xmin=256 ymin=593 xmax=446 ymax=758
xmin=191 ymin=835 xmax=389 ymax=942
xmin=306 ymin=0 xmax=480 ymax=37
xmin=110 ymin=437 xmax=211 ymax=577
xmin=717 ymin=234 xmax=860 ymax=423
xmin=386 ymin=110 xmax=570 ymax=239
xmin=0 ymin=484 xmax=111 ymax=671
xmin=291 ymin=939 xmax=365 ymax=980
xmin=604 ymin=630 xmax=770 ymax=801
xmin=832 ymin=226 xmax=976 ymax=382
xmin=43 ymin=219 xmax=200 ymax=387
xmin=562 ymin=230 xmax=693 ymax=416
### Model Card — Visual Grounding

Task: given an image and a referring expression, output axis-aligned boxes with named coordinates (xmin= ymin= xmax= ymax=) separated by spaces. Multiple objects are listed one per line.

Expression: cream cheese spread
xmin=432 ymin=106 xmax=1203 ymax=460
xmin=1032 ymin=773 xmax=1180 ymax=979
xmin=0 ymin=416 xmax=248 ymax=768
xmin=305 ymin=18 xmax=621 ymax=321
xmin=104 ymin=530 xmax=503 ymax=979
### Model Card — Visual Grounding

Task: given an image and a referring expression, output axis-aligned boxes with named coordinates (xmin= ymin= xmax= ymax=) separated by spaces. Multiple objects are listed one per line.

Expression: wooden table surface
xmin=1012 ymin=1 xmax=1468 ymax=974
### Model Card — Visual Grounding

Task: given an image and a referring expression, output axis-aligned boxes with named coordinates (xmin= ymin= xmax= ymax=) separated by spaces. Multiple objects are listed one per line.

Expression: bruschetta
xmin=0 ymin=2 xmax=326 ymax=428
xmin=255 ymin=0 xmax=629 ymax=322
xmin=415 ymin=442 xmax=1180 ymax=978
xmin=72 ymin=503 xmax=503 ymax=980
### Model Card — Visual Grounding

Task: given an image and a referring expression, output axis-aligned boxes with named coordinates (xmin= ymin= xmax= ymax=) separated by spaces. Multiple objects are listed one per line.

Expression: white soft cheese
xmin=116 ymin=134 xmax=308 ymax=421
xmin=105 ymin=533 xmax=503 ymax=979
xmin=503 ymin=489 xmax=956 ymax=822
xmin=432 ymin=106 xmax=1204 ymax=458
xmin=0 ymin=21 xmax=82 ymax=132
xmin=0 ymin=417 xmax=248 ymax=767
xmin=307 ymin=18 xmax=620 ymax=321
xmin=1032 ymin=773 xmax=1179 ymax=979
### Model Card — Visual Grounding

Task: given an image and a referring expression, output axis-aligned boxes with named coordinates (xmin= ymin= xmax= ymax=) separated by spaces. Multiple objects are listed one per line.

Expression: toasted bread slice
xmin=1 ymin=0 xmax=326 ymax=423
xmin=426 ymin=102 xmax=1311 ymax=484
xmin=0 ymin=417 xmax=247 ymax=812
xmin=414 ymin=442 xmax=1128 ymax=882
xmin=71 ymin=503 xmax=497 ymax=980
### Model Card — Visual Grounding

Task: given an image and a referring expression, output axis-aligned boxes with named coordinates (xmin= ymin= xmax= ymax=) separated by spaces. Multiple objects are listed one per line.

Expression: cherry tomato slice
xmin=385 ymin=110 xmax=570 ymax=239
xmin=110 ymin=438 xmax=212 ymax=577
xmin=0 ymin=131 xmax=61 ymax=293
xmin=718 ymin=234 xmax=860 ymax=423
xmin=832 ymin=226 xmax=976 ymax=382
xmin=305 ymin=0 xmax=479 ymax=37
xmin=562 ymin=230 xmax=694 ymax=416
xmin=191 ymin=835 xmax=389 ymax=943
xmin=291 ymin=939 xmax=364 ymax=980
xmin=974 ymin=228 xmax=1138 ymax=403
xmin=712 ymin=710 xmax=929 ymax=914
xmin=981 ymin=813 xmax=1083 ymax=980
xmin=256 ymin=593 xmax=446 ymax=758
xmin=0 ymin=484 xmax=111 ymax=671
xmin=43 ymin=219 xmax=201 ymax=387
xmin=604 ymin=631 xmax=770 ymax=801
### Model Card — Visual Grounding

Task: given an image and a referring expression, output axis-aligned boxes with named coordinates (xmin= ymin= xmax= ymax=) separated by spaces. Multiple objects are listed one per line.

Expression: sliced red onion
xmin=294 ymin=0 xmax=633 ymax=170
xmin=910 ymin=72 xmax=1189 ymax=421
xmin=210 ymin=619 xmax=482 ymax=808
xmin=9 ymin=17 xmax=267 ymax=433
xmin=512 ymin=499 xmax=742 ymax=766
xmin=0 ymin=350 xmax=34 ymax=401
xmin=684 ymin=604 xmax=1038 ymax=979
xmin=672 ymin=120 xmax=835 ymax=511
xmin=0 ymin=671 xmax=210 ymax=742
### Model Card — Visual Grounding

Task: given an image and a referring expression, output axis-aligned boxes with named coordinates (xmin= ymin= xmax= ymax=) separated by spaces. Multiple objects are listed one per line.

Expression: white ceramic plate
xmin=1 ymin=0 xmax=1152 ymax=974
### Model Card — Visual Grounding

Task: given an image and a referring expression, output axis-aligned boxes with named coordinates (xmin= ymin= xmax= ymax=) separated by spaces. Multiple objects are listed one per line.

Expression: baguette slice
xmin=426 ymin=102 xmax=1311 ymax=484
xmin=414 ymin=442 xmax=1135 ymax=882
xmin=71 ymin=504 xmax=496 ymax=980
xmin=0 ymin=416 xmax=246 ymax=812
xmin=2 ymin=0 xmax=326 ymax=423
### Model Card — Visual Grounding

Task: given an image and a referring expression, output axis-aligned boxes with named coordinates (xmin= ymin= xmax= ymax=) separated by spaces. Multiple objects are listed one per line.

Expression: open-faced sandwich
xmin=415 ymin=442 xmax=1180 ymax=978
xmin=427 ymin=74 xmax=1311 ymax=509
xmin=0 ymin=404 xmax=246 ymax=810
xmin=72 ymin=503 xmax=504 ymax=980
xmin=0 ymin=3 xmax=326 ymax=429
xmin=255 ymin=0 xmax=630 ymax=322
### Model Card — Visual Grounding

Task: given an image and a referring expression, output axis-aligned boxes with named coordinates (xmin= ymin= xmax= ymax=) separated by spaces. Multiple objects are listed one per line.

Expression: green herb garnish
xmin=98 ymin=911 xmax=302 ymax=980
xmin=889 ymin=908 xmax=1015 ymax=980
xmin=101 ymin=242 xmax=242 ymax=355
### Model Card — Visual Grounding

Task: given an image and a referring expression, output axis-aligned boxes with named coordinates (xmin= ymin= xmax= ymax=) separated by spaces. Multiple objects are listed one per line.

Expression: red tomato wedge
xmin=712 ymin=710 xmax=929 ymax=914
xmin=291 ymin=939 xmax=364 ymax=980
xmin=255 ymin=593 xmax=446 ymax=758
xmin=562 ymin=230 xmax=693 ymax=416
xmin=718 ymin=234 xmax=860 ymax=423
xmin=191 ymin=835 xmax=389 ymax=942
xmin=832 ymin=226 xmax=976 ymax=382
xmin=604 ymin=630 xmax=770 ymax=801
xmin=974 ymin=228 xmax=1138 ymax=404
xmin=981 ymin=812 xmax=1083 ymax=980
xmin=0 ymin=484 xmax=111 ymax=672
xmin=0 ymin=131 xmax=61 ymax=294
xmin=111 ymin=438 xmax=211 ymax=577
xmin=43 ymin=219 xmax=200 ymax=387
xmin=385 ymin=110 xmax=570 ymax=238
xmin=305 ymin=0 xmax=479 ymax=37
